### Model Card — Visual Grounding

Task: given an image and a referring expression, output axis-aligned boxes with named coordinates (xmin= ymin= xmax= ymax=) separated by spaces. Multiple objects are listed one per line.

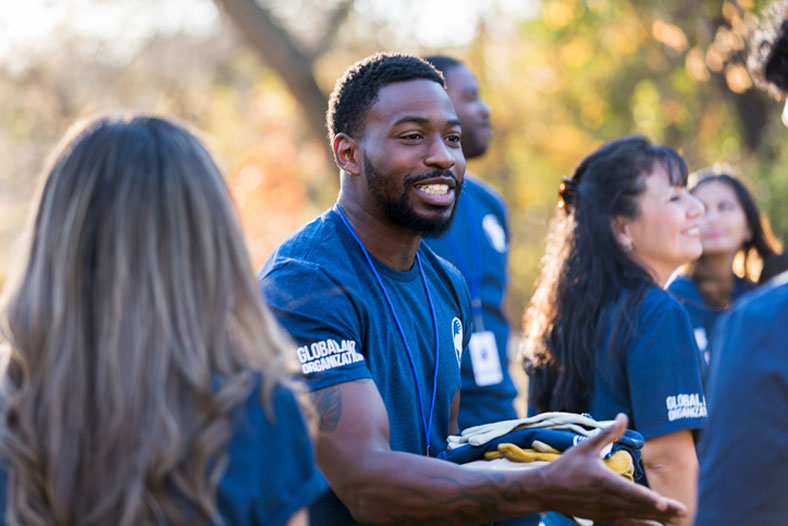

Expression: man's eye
xmin=447 ymin=134 xmax=461 ymax=143
xmin=401 ymin=133 xmax=422 ymax=140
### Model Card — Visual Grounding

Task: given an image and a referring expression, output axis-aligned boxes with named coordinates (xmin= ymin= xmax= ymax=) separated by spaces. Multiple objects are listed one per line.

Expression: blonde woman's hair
xmin=0 ymin=115 xmax=293 ymax=525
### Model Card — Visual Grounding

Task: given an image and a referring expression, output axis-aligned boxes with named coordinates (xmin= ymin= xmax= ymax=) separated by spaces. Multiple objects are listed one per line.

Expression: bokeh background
xmin=2 ymin=0 xmax=786 ymax=333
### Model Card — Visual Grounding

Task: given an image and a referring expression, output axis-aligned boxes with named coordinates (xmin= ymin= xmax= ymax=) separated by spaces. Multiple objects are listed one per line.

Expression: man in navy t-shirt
xmin=695 ymin=275 xmax=788 ymax=525
xmin=260 ymin=52 xmax=686 ymax=526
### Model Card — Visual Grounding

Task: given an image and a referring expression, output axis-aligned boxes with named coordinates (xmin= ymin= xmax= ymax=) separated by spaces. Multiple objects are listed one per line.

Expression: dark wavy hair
xmin=687 ymin=169 xmax=778 ymax=306
xmin=326 ymin=52 xmax=445 ymax=141
xmin=523 ymin=135 xmax=688 ymax=414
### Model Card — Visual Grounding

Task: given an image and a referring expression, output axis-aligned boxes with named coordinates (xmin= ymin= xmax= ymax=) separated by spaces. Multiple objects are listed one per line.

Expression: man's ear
xmin=610 ymin=216 xmax=634 ymax=252
xmin=333 ymin=133 xmax=361 ymax=176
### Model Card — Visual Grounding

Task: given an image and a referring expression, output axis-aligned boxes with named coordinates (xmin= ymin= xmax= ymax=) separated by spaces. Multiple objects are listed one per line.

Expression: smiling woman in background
xmin=523 ymin=135 xmax=707 ymax=526
xmin=667 ymin=168 xmax=777 ymax=368
xmin=0 ymin=115 xmax=324 ymax=525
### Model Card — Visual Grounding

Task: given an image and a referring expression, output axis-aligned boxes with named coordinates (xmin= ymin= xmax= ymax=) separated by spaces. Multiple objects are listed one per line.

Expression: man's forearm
xmin=319 ymin=445 xmax=547 ymax=525
xmin=310 ymin=381 xmax=684 ymax=526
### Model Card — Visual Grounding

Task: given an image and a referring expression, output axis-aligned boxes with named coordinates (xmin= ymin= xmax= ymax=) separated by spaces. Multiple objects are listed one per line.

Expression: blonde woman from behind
xmin=0 ymin=115 xmax=325 ymax=525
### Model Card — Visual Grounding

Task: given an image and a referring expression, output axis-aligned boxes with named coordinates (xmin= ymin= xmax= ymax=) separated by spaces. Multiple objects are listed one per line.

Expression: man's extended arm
xmin=311 ymin=379 xmax=686 ymax=526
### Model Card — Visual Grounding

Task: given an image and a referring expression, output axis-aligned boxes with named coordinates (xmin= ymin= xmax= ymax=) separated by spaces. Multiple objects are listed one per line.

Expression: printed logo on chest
xmin=451 ymin=317 xmax=463 ymax=366
xmin=482 ymin=214 xmax=507 ymax=253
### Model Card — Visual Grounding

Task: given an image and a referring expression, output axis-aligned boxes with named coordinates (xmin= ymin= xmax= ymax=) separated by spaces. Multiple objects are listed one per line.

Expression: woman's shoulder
xmin=665 ymin=273 xmax=701 ymax=301
xmin=233 ymin=373 xmax=304 ymax=434
xmin=219 ymin=373 xmax=326 ymax=525
xmin=640 ymin=286 xmax=688 ymax=321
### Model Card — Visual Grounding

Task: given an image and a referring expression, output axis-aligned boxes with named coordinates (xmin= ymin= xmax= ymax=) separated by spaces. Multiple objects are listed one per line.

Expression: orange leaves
xmin=686 ymin=47 xmax=710 ymax=82
xmin=229 ymin=135 xmax=328 ymax=269
xmin=652 ymin=20 xmax=688 ymax=52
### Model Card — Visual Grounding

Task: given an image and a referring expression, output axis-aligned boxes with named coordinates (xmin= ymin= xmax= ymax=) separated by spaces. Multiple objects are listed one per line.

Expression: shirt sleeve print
xmin=261 ymin=261 xmax=372 ymax=390
xmin=625 ymin=293 xmax=707 ymax=439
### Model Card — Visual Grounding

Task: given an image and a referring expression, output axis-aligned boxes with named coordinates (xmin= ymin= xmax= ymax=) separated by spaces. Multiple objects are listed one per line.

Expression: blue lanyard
xmin=444 ymin=198 xmax=484 ymax=330
xmin=334 ymin=206 xmax=440 ymax=457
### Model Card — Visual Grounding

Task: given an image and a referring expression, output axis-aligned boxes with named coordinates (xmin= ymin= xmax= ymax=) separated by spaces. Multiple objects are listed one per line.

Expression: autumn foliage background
xmin=2 ymin=0 xmax=787 ymax=331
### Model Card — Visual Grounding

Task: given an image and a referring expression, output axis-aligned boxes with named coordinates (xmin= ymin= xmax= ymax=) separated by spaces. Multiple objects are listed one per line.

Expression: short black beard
xmin=364 ymin=153 xmax=463 ymax=238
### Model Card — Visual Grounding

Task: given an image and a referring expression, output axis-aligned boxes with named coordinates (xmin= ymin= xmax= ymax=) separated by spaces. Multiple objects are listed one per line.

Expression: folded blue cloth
xmin=438 ymin=427 xmax=645 ymax=482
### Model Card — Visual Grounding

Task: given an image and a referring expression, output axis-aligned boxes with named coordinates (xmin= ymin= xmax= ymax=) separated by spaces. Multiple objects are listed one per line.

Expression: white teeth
xmin=416 ymin=184 xmax=449 ymax=195
xmin=685 ymin=226 xmax=700 ymax=236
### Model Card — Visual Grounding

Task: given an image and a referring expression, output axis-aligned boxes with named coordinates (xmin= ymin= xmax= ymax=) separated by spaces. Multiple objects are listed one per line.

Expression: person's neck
xmin=652 ymin=266 xmax=673 ymax=288
xmin=336 ymin=196 xmax=421 ymax=272
xmin=698 ymin=252 xmax=737 ymax=285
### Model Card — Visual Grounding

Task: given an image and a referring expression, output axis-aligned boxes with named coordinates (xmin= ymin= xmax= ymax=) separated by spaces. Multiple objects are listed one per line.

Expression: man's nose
xmin=425 ymin=138 xmax=456 ymax=170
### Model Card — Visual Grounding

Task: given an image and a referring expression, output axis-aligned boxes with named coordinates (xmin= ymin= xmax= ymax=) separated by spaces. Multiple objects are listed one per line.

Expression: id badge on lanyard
xmin=469 ymin=330 xmax=503 ymax=386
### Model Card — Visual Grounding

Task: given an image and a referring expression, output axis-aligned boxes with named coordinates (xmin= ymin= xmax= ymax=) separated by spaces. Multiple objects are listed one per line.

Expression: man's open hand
xmin=538 ymin=413 xmax=687 ymax=526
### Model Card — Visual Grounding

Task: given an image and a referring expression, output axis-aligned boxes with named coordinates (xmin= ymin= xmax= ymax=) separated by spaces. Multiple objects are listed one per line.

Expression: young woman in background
xmin=668 ymin=169 xmax=777 ymax=366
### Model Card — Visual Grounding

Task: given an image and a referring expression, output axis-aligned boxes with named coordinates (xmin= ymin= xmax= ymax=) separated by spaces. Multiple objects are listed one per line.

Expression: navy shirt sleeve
xmin=217 ymin=380 xmax=326 ymax=526
xmin=261 ymin=260 xmax=373 ymax=391
xmin=626 ymin=291 xmax=707 ymax=439
xmin=696 ymin=281 xmax=788 ymax=526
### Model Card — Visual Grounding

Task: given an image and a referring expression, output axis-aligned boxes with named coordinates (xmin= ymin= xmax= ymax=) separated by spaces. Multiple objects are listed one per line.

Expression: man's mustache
xmin=404 ymin=170 xmax=462 ymax=190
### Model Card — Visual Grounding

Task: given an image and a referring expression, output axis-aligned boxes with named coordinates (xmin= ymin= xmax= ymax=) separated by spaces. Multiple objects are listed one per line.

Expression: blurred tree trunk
xmin=714 ymin=74 xmax=771 ymax=152
xmin=653 ymin=3 xmax=772 ymax=153
xmin=703 ymin=12 xmax=772 ymax=153
xmin=214 ymin=0 xmax=353 ymax=142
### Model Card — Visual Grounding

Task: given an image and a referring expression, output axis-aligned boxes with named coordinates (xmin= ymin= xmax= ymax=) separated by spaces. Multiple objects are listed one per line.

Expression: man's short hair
xmin=423 ymin=55 xmax=463 ymax=76
xmin=749 ymin=0 xmax=788 ymax=99
xmin=326 ymin=53 xmax=445 ymax=141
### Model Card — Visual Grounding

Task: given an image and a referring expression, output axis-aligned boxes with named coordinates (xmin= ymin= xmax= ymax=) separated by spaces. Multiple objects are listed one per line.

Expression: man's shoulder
xmin=426 ymin=246 xmax=464 ymax=281
xmin=730 ymin=275 xmax=788 ymax=326
xmin=419 ymin=244 xmax=471 ymax=304
xmin=464 ymin=174 xmax=507 ymax=212
xmin=261 ymin=210 xmax=346 ymax=276
xmin=260 ymin=209 xmax=362 ymax=302
xmin=465 ymin=174 xmax=502 ymax=198
xmin=710 ymin=278 xmax=788 ymax=373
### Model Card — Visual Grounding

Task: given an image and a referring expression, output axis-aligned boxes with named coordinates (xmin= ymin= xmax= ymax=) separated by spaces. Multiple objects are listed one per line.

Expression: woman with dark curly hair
xmin=523 ymin=136 xmax=706 ymax=526
xmin=0 ymin=115 xmax=325 ymax=525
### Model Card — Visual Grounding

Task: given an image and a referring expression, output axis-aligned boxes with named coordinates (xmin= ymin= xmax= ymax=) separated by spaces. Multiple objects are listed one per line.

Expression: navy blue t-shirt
xmin=218 ymin=378 xmax=326 ymax=525
xmin=696 ymin=274 xmax=788 ymax=526
xmin=542 ymin=288 xmax=706 ymax=526
xmin=425 ymin=175 xmax=518 ymax=430
xmin=587 ymin=287 xmax=707 ymax=440
xmin=260 ymin=207 xmax=472 ymax=526
xmin=667 ymin=273 xmax=753 ymax=368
